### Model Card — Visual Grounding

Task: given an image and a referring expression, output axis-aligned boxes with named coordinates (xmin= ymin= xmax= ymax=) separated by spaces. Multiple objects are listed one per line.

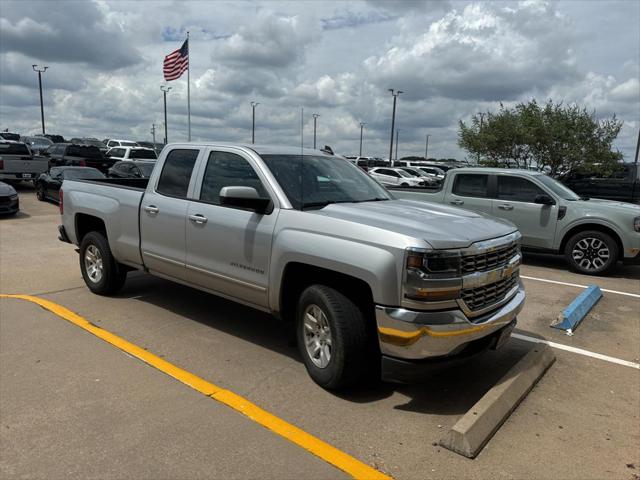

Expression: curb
xmin=439 ymin=345 xmax=556 ymax=458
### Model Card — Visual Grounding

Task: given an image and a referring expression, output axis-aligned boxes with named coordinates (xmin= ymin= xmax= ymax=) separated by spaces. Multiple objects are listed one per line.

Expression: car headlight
xmin=404 ymin=248 xmax=462 ymax=302
xmin=634 ymin=216 xmax=640 ymax=232
xmin=9 ymin=194 xmax=18 ymax=200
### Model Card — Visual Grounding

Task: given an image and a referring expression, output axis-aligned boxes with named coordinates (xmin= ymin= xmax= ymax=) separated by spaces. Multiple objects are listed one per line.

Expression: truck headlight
xmin=634 ymin=216 xmax=640 ymax=232
xmin=404 ymin=249 xmax=461 ymax=301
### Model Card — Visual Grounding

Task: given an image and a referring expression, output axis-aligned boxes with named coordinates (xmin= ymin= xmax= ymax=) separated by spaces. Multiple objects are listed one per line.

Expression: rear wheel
xmin=79 ymin=231 xmax=127 ymax=295
xmin=296 ymin=285 xmax=369 ymax=389
xmin=564 ymin=230 xmax=618 ymax=275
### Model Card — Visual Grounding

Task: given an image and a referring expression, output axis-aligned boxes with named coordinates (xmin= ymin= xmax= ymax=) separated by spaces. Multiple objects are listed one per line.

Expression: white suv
xmin=369 ymin=167 xmax=425 ymax=187
xmin=106 ymin=146 xmax=157 ymax=161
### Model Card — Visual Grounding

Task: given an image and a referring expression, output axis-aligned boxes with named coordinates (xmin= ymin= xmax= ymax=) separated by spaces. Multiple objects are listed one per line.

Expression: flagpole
xmin=187 ymin=31 xmax=191 ymax=142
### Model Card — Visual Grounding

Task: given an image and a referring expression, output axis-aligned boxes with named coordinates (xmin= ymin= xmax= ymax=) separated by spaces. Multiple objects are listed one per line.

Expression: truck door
xmin=185 ymin=148 xmax=278 ymax=309
xmin=444 ymin=173 xmax=493 ymax=214
xmin=140 ymin=148 xmax=201 ymax=281
xmin=491 ymin=174 xmax=558 ymax=249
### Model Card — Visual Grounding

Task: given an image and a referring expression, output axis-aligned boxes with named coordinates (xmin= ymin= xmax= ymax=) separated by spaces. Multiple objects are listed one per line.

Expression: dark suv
xmin=42 ymin=143 xmax=115 ymax=173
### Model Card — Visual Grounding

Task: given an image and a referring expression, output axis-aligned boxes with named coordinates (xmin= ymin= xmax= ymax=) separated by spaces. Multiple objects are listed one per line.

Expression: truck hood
xmin=312 ymin=199 xmax=518 ymax=249
xmin=576 ymin=198 xmax=640 ymax=214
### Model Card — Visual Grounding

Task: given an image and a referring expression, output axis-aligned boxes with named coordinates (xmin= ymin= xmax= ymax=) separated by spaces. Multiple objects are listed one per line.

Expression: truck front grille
xmin=461 ymin=273 xmax=519 ymax=313
xmin=461 ymin=243 xmax=519 ymax=274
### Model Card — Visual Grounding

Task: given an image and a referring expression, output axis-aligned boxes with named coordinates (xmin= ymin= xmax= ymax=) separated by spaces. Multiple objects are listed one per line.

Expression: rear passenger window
xmin=497 ymin=176 xmax=546 ymax=203
xmin=452 ymin=174 xmax=488 ymax=197
xmin=156 ymin=149 xmax=199 ymax=198
xmin=200 ymin=151 xmax=266 ymax=205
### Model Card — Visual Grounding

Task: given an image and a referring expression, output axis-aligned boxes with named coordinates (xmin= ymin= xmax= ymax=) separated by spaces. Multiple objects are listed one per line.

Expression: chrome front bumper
xmin=375 ymin=280 xmax=525 ymax=360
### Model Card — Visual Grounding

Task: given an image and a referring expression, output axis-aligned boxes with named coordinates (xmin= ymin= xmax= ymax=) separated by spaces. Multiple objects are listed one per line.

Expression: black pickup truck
xmin=41 ymin=143 xmax=115 ymax=174
xmin=559 ymin=163 xmax=639 ymax=204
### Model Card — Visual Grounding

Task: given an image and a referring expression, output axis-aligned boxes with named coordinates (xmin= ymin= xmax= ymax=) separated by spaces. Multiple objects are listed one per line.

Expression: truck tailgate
xmin=0 ymin=157 xmax=49 ymax=179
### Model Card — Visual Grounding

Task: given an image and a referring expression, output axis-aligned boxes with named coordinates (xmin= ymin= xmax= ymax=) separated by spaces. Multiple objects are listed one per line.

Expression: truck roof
xmin=452 ymin=167 xmax=544 ymax=176
xmin=164 ymin=142 xmax=337 ymax=157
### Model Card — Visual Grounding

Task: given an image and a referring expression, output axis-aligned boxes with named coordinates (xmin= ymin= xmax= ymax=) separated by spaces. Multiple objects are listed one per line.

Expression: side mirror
xmin=534 ymin=194 xmax=555 ymax=205
xmin=219 ymin=186 xmax=271 ymax=214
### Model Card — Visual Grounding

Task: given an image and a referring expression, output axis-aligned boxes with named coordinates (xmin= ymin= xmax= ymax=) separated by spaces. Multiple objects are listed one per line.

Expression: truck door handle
xmin=144 ymin=205 xmax=159 ymax=215
xmin=450 ymin=199 xmax=464 ymax=205
xmin=498 ymin=204 xmax=514 ymax=211
xmin=188 ymin=214 xmax=208 ymax=225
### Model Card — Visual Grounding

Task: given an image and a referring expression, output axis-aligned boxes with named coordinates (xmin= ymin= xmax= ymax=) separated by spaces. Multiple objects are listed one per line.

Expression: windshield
xmin=62 ymin=168 xmax=105 ymax=180
xmin=536 ymin=174 xmax=580 ymax=200
xmin=130 ymin=149 xmax=157 ymax=159
xmin=260 ymin=154 xmax=392 ymax=210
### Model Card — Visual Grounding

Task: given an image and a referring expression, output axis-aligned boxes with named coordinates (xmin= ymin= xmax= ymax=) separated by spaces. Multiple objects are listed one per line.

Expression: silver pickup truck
xmin=59 ymin=143 xmax=525 ymax=388
xmin=0 ymin=140 xmax=49 ymax=182
xmin=392 ymin=168 xmax=640 ymax=275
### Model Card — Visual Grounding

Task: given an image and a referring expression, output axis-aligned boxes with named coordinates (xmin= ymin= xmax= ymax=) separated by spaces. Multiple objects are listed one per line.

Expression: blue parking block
xmin=551 ymin=285 xmax=602 ymax=334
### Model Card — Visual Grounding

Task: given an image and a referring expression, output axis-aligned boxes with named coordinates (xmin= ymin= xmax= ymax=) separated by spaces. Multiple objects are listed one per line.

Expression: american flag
xmin=163 ymin=39 xmax=189 ymax=81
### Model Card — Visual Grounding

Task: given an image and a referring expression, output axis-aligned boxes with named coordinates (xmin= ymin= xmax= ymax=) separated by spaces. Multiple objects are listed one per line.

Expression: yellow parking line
xmin=0 ymin=293 xmax=391 ymax=480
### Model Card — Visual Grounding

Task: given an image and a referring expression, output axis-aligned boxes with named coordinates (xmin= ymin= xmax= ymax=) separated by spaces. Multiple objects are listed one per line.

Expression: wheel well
xmin=75 ymin=214 xmax=107 ymax=243
xmin=560 ymin=224 xmax=623 ymax=255
xmin=279 ymin=263 xmax=375 ymax=324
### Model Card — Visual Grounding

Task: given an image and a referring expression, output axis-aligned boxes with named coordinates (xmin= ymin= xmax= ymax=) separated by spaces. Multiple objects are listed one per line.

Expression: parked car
xmin=106 ymin=146 xmax=157 ymax=161
xmin=36 ymin=167 xmax=105 ymax=204
xmin=0 ymin=132 xmax=21 ymax=141
xmin=36 ymin=134 xmax=66 ymax=143
xmin=558 ymin=163 xmax=639 ymax=204
xmin=104 ymin=139 xmax=139 ymax=149
xmin=42 ymin=143 xmax=115 ymax=173
xmin=108 ymin=160 xmax=155 ymax=179
xmin=0 ymin=181 xmax=19 ymax=215
xmin=58 ymin=142 xmax=524 ymax=388
xmin=391 ymin=168 xmax=640 ymax=275
xmin=70 ymin=138 xmax=109 ymax=155
xmin=413 ymin=165 xmax=446 ymax=180
xmin=369 ymin=167 xmax=426 ymax=187
xmin=0 ymin=140 xmax=49 ymax=182
xmin=20 ymin=135 xmax=53 ymax=155
xmin=398 ymin=167 xmax=440 ymax=186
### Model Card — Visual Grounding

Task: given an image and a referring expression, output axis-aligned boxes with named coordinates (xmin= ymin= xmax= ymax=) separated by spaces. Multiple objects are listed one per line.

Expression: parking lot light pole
xmin=425 ymin=134 xmax=431 ymax=160
xmin=32 ymin=65 xmax=48 ymax=134
xmin=388 ymin=89 xmax=403 ymax=166
xmin=251 ymin=101 xmax=259 ymax=144
xmin=151 ymin=124 xmax=156 ymax=145
xmin=359 ymin=122 xmax=366 ymax=157
xmin=160 ymin=85 xmax=172 ymax=144
xmin=312 ymin=114 xmax=320 ymax=149
xmin=395 ymin=129 xmax=400 ymax=161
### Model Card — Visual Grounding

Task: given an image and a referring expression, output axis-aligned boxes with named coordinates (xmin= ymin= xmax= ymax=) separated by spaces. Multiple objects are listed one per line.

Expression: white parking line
xmin=521 ymin=275 xmax=640 ymax=298
xmin=512 ymin=333 xmax=640 ymax=369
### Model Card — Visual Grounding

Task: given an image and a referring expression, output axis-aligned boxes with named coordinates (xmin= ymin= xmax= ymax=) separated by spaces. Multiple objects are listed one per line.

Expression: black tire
xmin=400 ymin=182 xmax=409 ymax=186
xmin=564 ymin=230 xmax=618 ymax=275
xmin=296 ymin=285 xmax=369 ymax=389
xmin=35 ymin=183 xmax=45 ymax=201
xmin=79 ymin=231 xmax=127 ymax=295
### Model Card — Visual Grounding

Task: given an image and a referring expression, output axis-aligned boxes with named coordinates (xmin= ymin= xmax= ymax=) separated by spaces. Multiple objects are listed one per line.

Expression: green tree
xmin=458 ymin=99 xmax=623 ymax=175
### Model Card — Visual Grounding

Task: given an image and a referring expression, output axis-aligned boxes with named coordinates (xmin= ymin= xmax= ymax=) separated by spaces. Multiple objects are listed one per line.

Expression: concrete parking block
xmin=439 ymin=345 xmax=556 ymax=458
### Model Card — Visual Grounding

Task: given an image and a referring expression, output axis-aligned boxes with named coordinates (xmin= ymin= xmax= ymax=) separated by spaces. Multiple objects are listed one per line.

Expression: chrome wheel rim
xmin=303 ymin=304 xmax=332 ymax=369
xmin=84 ymin=245 xmax=104 ymax=283
xmin=572 ymin=237 xmax=610 ymax=271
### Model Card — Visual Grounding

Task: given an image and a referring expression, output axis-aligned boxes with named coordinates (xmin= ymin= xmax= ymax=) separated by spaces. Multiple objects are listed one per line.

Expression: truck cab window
xmin=200 ymin=151 xmax=266 ymax=205
xmin=156 ymin=149 xmax=199 ymax=198
xmin=452 ymin=174 xmax=488 ymax=197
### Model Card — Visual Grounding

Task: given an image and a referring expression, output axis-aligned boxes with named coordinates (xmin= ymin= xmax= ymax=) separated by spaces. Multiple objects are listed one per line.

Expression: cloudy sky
xmin=1 ymin=0 xmax=638 ymax=160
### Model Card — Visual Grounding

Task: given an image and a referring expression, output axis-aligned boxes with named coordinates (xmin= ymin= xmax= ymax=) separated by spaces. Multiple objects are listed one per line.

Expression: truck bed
xmin=73 ymin=177 xmax=150 ymax=190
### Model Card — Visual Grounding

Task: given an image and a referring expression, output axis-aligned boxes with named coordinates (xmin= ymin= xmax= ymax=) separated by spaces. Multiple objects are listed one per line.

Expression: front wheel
xmin=296 ymin=285 xmax=369 ymax=390
xmin=564 ymin=230 xmax=618 ymax=275
xmin=36 ymin=183 xmax=45 ymax=201
xmin=79 ymin=231 xmax=127 ymax=295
